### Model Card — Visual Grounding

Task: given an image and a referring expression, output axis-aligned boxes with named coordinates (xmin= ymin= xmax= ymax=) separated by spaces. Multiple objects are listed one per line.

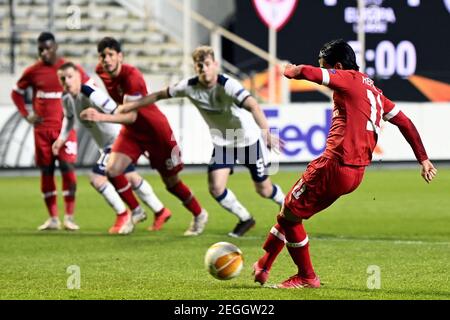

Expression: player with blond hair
xmin=115 ymin=45 xmax=285 ymax=237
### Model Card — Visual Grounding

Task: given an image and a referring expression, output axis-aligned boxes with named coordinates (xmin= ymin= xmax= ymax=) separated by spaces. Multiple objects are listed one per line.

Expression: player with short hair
xmin=10 ymin=32 xmax=83 ymax=231
xmin=53 ymin=62 xmax=171 ymax=234
xmin=116 ymin=45 xmax=285 ymax=237
xmin=80 ymin=37 xmax=208 ymax=236
xmin=251 ymin=39 xmax=437 ymax=288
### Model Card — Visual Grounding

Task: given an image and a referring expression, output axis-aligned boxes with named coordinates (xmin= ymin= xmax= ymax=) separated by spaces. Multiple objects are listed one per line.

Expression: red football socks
xmin=41 ymin=174 xmax=58 ymax=217
xmin=278 ymin=216 xmax=316 ymax=279
xmin=168 ymin=181 xmax=202 ymax=216
xmin=108 ymin=175 xmax=139 ymax=210
xmin=62 ymin=171 xmax=76 ymax=216
xmin=259 ymin=223 xmax=286 ymax=271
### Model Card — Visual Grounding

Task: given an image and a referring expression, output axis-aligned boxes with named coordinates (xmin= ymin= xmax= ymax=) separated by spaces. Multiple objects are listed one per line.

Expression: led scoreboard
xmin=231 ymin=0 xmax=450 ymax=101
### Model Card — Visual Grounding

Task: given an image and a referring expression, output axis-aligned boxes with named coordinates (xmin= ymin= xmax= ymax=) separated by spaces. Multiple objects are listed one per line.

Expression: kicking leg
xmin=275 ymin=208 xmax=320 ymax=288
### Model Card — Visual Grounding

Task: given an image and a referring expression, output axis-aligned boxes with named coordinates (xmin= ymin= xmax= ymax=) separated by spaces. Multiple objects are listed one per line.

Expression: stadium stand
xmin=0 ymin=0 xmax=184 ymax=76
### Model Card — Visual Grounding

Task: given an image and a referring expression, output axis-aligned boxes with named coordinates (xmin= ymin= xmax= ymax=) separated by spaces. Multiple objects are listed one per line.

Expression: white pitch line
xmin=316 ymin=237 xmax=450 ymax=246
xmin=201 ymin=234 xmax=450 ymax=246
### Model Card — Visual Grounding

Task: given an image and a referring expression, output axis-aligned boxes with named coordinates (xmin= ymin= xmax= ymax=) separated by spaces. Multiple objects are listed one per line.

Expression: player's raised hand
xmin=80 ymin=108 xmax=102 ymax=122
xmin=51 ymin=138 xmax=64 ymax=156
xmin=284 ymin=64 xmax=302 ymax=79
xmin=421 ymin=159 xmax=437 ymax=183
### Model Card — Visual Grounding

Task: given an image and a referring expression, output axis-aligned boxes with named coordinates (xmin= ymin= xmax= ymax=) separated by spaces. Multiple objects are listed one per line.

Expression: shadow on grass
xmin=0 ymin=229 xmax=259 ymax=246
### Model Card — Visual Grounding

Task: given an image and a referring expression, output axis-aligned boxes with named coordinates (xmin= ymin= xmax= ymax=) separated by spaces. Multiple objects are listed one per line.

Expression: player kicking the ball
xmin=252 ymin=39 xmax=437 ymax=288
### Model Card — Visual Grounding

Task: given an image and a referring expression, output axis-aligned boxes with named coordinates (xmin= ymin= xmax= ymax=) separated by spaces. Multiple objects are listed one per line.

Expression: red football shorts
xmin=112 ymin=133 xmax=183 ymax=178
xmin=284 ymin=156 xmax=365 ymax=219
xmin=34 ymin=129 xmax=77 ymax=167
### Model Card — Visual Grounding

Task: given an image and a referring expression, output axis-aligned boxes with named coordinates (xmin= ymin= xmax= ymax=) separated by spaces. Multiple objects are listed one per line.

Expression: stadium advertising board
xmin=260 ymin=103 xmax=450 ymax=162
xmin=1 ymin=103 xmax=449 ymax=168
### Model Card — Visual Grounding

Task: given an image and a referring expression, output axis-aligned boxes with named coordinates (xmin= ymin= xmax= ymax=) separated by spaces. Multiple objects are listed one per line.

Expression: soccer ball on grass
xmin=204 ymin=242 xmax=243 ymax=280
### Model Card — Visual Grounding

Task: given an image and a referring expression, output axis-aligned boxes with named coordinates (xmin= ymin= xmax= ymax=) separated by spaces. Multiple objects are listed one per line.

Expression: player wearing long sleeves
xmin=53 ymin=62 xmax=170 ymax=234
xmin=80 ymin=37 xmax=208 ymax=236
xmin=10 ymin=32 xmax=82 ymax=231
xmin=114 ymin=46 xmax=285 ymax=238
xmin=252 ymin=39 xmax=437 ymax=289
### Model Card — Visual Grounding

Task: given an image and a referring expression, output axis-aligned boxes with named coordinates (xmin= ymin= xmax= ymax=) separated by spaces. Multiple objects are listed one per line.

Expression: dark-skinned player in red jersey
xmin=80 ymin=37 xmax=208 ymax=236
xmin=11 ymin=32 xmax=89 ymax=231
xmin=252 ymin=39 xmax=437 ymax=289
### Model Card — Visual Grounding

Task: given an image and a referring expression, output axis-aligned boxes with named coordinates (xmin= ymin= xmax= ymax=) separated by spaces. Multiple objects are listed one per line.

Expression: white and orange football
xmin=204 ymin=242 xmax=243 ymax=280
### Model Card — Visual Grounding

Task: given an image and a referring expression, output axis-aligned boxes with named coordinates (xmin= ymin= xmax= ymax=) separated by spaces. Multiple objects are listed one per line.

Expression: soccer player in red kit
xmin=11 ymin=32 xmax=83 ymax=231
xmin=253 ymin=39 xmax=437 ymax=288
xmin=80 ymin=37 xmax=208 ymax=236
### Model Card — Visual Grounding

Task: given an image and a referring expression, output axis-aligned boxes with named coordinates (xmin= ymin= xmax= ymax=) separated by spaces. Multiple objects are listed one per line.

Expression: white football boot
xmin=184 ymin=209 xmax=208 ymax=236
xmin=63 ymin=215 xmax=80 ymax=231
xmin=38 ymin=217 xmax=61 ymax=231
xmin=131 ymin=207 xmax=147 ymax=225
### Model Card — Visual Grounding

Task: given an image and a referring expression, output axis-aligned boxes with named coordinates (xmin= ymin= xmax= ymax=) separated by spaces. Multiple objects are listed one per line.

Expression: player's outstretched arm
xmin=284 ymin=63 xmax=335 ymax=97
xmin=420 ymin=159 xmax=437 ymax=183
xmin=117 ymin=89 xmax=169 ymax=114
xmin=284 ymin=64 xmax=304 ymax=79
xmin=81 ymin=84 xmax=117 ymax=115
xmin=241 ymin=96 xmax=283 ymax=151
xmin=80 ymin=107 xmax=137 ymax=124
xmin=389 ymin=111 xmax=437 ymax=183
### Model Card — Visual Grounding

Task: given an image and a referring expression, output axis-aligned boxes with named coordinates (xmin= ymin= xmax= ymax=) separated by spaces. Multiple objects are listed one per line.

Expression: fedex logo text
xmin=264 ymin=108 xmax=332 ymax=159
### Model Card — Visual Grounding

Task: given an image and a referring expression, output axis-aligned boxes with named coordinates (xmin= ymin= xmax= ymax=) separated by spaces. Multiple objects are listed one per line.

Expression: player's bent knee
xmin=208 ymin=184 xmax=225 ymax=198
xmin=278 ymin=207 xmax=302 ymax=224
xmin=105 ymin=165 xmax=122 ymax=178
xmin=255 ymin=185 xmax=272 ymax=198
xmin=89 ymin=173 xmax=107 ymax=190
xmin=163 ymin=174 xmax=180 ymax=189
xmin=254 ymin=180 xmax=273 ymax=198
xmin=125 ymin=172 xmax=142 ymax=188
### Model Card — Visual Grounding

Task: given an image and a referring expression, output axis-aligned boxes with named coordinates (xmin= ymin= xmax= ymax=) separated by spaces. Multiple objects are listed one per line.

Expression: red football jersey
xmin=14 ymin=58 xmax=90 ymax=131
xmin=96 ymin=63 xmax=173 ymax=141
xmin=298 ymin=66 xmax=402 ymax=166
xmin=14 ymin=58 xmax=66 ymax=130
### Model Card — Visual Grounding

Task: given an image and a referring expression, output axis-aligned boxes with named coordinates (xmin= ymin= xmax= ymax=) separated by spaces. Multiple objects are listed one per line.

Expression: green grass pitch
xmin=0 ymin=167 xmax=449 ymax=300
